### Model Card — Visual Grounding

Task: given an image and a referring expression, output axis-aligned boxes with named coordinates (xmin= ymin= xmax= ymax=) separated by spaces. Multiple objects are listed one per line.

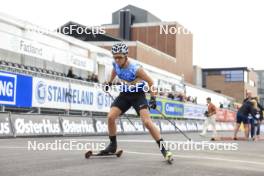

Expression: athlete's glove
xmin=149 ymin=96 xmax=157 ymax=109
xmin=104 ymin=82 xmax=112 ymax=92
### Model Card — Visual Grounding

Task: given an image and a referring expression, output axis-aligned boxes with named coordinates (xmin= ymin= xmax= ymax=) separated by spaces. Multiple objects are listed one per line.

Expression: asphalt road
xmin=1 ymin=132 xmax=264 ymax=176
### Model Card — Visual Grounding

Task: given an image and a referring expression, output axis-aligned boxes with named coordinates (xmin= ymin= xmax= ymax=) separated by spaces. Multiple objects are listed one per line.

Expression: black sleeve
xmin=249 ymin=106 xmax=257 ymax=119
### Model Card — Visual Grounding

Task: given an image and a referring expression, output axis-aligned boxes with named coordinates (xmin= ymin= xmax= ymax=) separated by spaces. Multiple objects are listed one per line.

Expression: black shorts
xmin=236 ymin=112 xmax=249 ymax=124
xmin=111 ymin=92 xmax=148 ymax=115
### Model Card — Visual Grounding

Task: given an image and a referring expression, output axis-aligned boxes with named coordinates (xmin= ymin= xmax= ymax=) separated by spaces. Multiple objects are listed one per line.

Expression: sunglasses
xmin=113 ymin=56 xmax=126 ymax=60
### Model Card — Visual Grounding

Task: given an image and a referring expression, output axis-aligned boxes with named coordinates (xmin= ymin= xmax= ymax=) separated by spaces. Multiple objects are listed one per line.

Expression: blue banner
xmin=0 ymin=71 xmax=32 ymax=107
xmin=148 ymin=97 xmax=184 ymax=118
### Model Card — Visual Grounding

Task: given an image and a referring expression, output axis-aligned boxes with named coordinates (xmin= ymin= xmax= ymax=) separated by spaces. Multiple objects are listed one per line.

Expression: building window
xmin=222 ymin=70 xmax=244 ymax=82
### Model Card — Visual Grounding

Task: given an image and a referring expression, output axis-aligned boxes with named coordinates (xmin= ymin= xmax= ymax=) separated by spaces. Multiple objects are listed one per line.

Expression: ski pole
xmin=153 ymin=108 xmax=192 ymax=141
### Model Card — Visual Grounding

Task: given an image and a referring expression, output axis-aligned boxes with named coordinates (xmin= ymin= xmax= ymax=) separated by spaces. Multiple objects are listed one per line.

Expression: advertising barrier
xmin=121 ymin=118 xmax=145 ymax=133
xmin=11 ymin=114 xmax=62 ymax=136
xmin=32 ymin=77 xmax=136 ymax=115
xmin=0 ymin=71 xmax=32 ymax=107
xmin=60 ymin=116 xmax=95 ymax=136
xmin=94 ymin=118 xmax=123 ymax=134
xmin=159 ymin=119 xmax=176 ymax=132
xmin=215 ymin=109 xmax=236 ymax=122
xmin=186 ymin=121 xmax=198 ymax=131
xmin=0 ymin=113 xmax=13 ymax=137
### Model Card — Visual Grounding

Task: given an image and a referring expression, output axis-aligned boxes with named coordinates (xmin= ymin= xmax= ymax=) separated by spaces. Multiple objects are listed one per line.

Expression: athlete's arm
xmin=108 ymin=69 xmax=117 ymax=83
xmin=136 ymin=68 xmax=156 ymax=97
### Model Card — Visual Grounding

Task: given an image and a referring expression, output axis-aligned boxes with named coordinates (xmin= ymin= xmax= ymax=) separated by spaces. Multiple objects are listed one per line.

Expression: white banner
xmin=32 ymin=77 xmax=136 ymax=114
xmin=184 ymin=103 xmax=207 ymax=120
xmin=0 ymin=31 xmax=93 ymax=71
xmin=0 ymin=31 xmax=53 ymax=61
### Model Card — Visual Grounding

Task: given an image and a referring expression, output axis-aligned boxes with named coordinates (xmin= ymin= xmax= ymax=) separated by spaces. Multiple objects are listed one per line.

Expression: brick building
xmin=59 ymin=5 xmax=193 ymax=83
xmin=202 ymin=67 xmax=257 ymax=103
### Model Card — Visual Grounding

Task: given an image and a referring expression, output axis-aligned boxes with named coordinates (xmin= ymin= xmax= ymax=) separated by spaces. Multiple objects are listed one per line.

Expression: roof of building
xmin=112 ymin=4 xmax=161 ymax=24
xmin=58 ymin=21 xmax=121 ymax=42
xmin=202 ymin=67 xmax=251 ymax=72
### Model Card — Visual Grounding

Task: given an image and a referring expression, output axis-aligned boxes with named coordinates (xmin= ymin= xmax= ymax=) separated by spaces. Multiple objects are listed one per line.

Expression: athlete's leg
xmin=234 ymin=113 xmax=243 ymax=139
xmin=234 ymin=123 xmax=241 ymax=139
xmin=139 ymin=108 xmax=161 ymax=140
xmin=108 ymin=107 xmax=122 ymax=136
xmin=100 ymin=94 xmax=130 ymax=154
xmin=244 ymin=123 xmax=249 ymax=139
xmin=139 ymin=108 xmax=172 ymax=159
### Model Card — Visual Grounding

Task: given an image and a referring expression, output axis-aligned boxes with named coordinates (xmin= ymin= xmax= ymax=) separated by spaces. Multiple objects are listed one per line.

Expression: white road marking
xmin=125 ymin=150 xmax=264 ymax=166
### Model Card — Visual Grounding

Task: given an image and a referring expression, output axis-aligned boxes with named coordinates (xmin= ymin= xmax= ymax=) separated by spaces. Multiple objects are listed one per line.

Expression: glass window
xmin=224 ymin=69 xmax=244 ymax=82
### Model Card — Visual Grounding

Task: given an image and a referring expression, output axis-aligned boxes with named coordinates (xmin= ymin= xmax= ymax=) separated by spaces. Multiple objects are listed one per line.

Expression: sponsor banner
xmin=159 ymin=120 xmax=176 ymax=132
xmin=216 ymin=109 xmax=226 ymax=122
xmin=11 ymin=115 xmax=62 ymax=136
xmin=0 ymin=31 xmax=93 ymax=71
xmin=150 ymin=98 xmax=184 ymax=118
xmin=94 ymin=118 xmax=122 ymax=134
xmin=60 ymin=116 xmax=95 ymax=135
xmin=32 ymin=77 xmax=136 ymax=114
xmin=184 ymin=103 xmax=207 ymax=120
xmin=0 ymin=71 xmax=32 ymax=107
xmin=0 ymin=31 xmax=53 ymax=61
xmin=121 ymin=118 xmax=145 ymax=133
xmin=0 ymin=113 xmax=13 ymax=137
xmin=186 ymin=121 xmax=198 ymax=131
xmin=55 ymin=54 xmax=94 ymax=72
xmin=225 ymin=110 xmax=236 ymax=122
xmin=216 ymin=109 xmax=236 ymax=122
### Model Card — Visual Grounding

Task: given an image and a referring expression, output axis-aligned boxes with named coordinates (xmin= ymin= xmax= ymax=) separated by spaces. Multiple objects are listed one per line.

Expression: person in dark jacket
xmin=254 ymin=97 xmax=263 ymax=141
xmin=234 ymin=99 xmax=257 ymax=140
xmin=248 ymin=99 xmax=258 ymax=140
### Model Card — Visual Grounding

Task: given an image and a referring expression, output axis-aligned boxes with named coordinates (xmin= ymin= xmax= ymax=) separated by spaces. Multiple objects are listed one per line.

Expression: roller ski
xmin=85 ymin=142 xmax=123 ymax=158
xmin=85 ymin=150 xmax=123 ymax=159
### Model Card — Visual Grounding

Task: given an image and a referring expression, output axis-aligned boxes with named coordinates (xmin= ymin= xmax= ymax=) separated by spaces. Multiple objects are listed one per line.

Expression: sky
xmin=1 ymin=0 xmax=264 ymax=70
